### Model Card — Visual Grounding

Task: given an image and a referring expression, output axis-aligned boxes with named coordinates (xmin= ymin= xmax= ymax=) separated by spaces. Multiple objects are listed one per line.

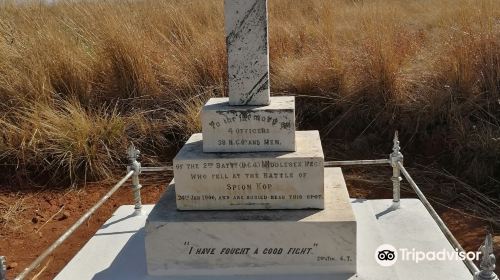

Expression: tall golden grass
xmin=0 ymin=0 xmax=498 ymax=186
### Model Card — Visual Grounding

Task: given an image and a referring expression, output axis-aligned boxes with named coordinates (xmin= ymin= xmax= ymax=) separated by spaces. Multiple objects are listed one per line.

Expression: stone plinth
xmin=202 ymin=96 xmax=295 ymax=153
xmin=55 ymin=199 xmax=474 ymax=280
xmin=173 ymin=131 xmax=324 ymax=210
xmin=145 ymin=168 xmax=356 ymax=276
xmin=225 ymin=0 xmax=270 ymax=105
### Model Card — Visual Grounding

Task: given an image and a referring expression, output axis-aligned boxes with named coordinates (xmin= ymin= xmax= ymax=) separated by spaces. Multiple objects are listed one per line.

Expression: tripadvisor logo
xmin=375 ymin=244 xmax=398 ymax=267
xmin=375 ymin=244 xmax=481 ymax=267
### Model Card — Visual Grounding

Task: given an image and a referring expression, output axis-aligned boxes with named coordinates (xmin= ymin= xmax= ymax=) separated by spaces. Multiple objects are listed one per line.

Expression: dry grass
xmin=0 ymin=0 xmax=498 ymax=187
xmin=0 ymin=194 xmax=32 ymax=230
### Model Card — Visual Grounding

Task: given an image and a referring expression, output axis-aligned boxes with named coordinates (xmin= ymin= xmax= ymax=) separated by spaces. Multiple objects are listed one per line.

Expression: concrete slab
xmin=55 ymin=200 xmax=472 ymax=280
xmin=145 ymin=168 xmax=356 ymax=276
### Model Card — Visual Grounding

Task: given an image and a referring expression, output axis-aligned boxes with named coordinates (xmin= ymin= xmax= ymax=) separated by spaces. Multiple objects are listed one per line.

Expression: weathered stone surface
xmin=173 ymin=131 xmax=324 ymax=210
xmin=146 ymin=168 xmax=356 ymax=276
xmin=55 ymin=200 xmax=474 ymax=280
xmin=225 ymin=0 xmax=270 ymax=105
xmin=202 ymin=96 xmax=295 ymax=153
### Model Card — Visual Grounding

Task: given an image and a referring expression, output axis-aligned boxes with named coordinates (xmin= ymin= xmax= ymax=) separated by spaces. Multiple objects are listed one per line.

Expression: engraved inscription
xmin=180 ymin=241 xmax=353 ymax=265
xmin=201 ymin=97 xmax=296 ymax=152
xmin=174 ymin=131 xmax=324 ymax=210
xmin=173 ymin=159 xmax=324 ymax=210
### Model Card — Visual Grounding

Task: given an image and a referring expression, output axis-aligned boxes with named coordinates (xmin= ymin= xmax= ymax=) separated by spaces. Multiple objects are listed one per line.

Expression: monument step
xmin=173 ymin=130 xmax=324 ymax=210
xmin=145 ymin=168 xmax=356 ymax=276
xmin=202 ymin=96 xmax=295 ymax=153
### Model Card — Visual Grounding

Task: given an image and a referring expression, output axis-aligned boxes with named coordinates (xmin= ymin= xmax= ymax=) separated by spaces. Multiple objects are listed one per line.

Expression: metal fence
xmin=1 ymin=132 xmax=497 ymax=280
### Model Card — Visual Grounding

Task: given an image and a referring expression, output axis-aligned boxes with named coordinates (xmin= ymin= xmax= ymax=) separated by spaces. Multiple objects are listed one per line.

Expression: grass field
xmin=0 ymin=0 xmax=498 ymax=191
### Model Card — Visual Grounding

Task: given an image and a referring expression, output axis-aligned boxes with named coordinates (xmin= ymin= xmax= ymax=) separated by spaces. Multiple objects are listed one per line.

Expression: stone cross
xmin=225 ymin=0 xmax=270 ymax=106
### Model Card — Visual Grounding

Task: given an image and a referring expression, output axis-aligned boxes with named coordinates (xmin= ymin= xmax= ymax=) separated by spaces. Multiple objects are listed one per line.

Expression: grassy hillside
xmin=0 ymin=0 xmax=498 ymax=190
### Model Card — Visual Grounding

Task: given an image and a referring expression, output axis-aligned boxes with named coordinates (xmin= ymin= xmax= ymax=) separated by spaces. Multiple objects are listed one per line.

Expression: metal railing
xmin=127 ymin=145 xmax=143 ymax=215
xmin=11 ymin=171 xmax=135 ymax=280
xmin=0 ymin=257 xmax=6 ymax=280
xmin=1 ymin=144 xmax=143 ymax=280
xmin=324 ymin=132 xmax=497 ymax=278
xmin=1 ymin=133 xmax=497 ymax=280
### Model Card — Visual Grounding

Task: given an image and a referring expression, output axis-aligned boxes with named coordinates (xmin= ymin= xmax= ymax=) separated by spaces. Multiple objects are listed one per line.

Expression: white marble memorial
xmin=53 ymin=1 xmax=475 ymax=278
xmin=225 ymin=0 xmax=270 ymax=105
xmin=202 ymin=96 xmax=295 ymax=152
xmin=145 ymin=168 xmax=356 ymax=276
xmin=173 ymin=131 xmax=324 ymax=210
xmin=142 ymin=0 xmax=354 ymax=277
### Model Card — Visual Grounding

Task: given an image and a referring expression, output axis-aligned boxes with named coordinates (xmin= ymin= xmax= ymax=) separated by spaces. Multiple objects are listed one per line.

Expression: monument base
xmin=145 ymin=168 xmax=356 ymax=276
xmin=55 ymin=171 xmax=473 ymax=280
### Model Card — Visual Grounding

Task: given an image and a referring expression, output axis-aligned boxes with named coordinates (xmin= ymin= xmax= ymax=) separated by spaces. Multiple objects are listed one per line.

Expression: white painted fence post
xmin=0 ymin=256 xmax=6 ymax=280
xmin=127 ymin=144 xmax=143 ymax=215
xmin=390 ymin=131 xmax=403 ymax=209
xmin=474 ymin=234 xmax=498 ymax=280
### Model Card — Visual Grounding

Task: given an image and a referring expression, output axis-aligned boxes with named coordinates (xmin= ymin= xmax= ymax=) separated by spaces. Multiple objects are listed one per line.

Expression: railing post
xmin=127 ymin=144 xmax=143 ymax=215
xmin=390 ymin=131 xmax=403 ymax=209
xmin=474 ymin=233 xmax=498 ymax=280
xmin=0 ymin=256 xmax=6 ymax=280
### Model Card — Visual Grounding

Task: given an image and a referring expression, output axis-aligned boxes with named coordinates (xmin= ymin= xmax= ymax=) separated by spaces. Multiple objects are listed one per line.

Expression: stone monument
xmin=145 ymin=0 xmax=357 ymax=276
